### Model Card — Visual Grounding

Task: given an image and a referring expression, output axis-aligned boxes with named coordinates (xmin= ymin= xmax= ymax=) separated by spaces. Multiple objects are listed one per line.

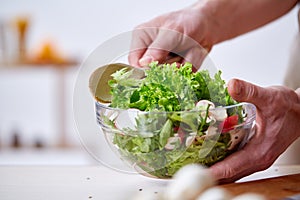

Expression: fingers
xmin=128 ymin=49 xmax=147 ymax=68
xmin=128 ymin=28 xmax=174 ymax=67
xmin=140 ymin=29 xmax=182 ymax=66
xmin=129 ymin=27 xmax=210 ymax=68
xmin=208 ymin=151 xmax=248 ymax=183
xmin=209 ymin=146 xmax=263 ymax=184
xmin=128 ymin=27 xmax=154 ymax=67
xmin=227 ymin=79 xmax=271 ymax=108
xmin=129 ymin=28 xmax=189 ymax=67
xmin=182 ymin=46 xmax=209 ymax=69
xmin=139 ymin=49 xmax=169 ymax=67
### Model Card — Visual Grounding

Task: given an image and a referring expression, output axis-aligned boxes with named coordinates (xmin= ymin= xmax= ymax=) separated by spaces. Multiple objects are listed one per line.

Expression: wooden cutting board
xmin=222 ymin=173 xmax=300 ymax=199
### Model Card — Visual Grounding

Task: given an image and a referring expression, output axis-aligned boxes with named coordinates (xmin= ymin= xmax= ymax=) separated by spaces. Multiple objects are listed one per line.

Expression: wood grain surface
xmin=222 ymin=173 xmax=300 ymax=199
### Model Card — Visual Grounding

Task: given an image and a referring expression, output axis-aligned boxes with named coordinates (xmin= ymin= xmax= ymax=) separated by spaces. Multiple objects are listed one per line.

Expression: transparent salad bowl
xmin=95 ymin=101 xmax=256 ymax=179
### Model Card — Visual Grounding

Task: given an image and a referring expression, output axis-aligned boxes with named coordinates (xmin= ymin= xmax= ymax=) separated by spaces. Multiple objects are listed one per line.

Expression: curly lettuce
xmin=109 ymin=62 xmax=235 ymax=111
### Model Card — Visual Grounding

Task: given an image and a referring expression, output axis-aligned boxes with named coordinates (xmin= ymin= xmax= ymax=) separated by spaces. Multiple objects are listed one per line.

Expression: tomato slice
xmin=219 ymin=115 xmax=239 ymax=133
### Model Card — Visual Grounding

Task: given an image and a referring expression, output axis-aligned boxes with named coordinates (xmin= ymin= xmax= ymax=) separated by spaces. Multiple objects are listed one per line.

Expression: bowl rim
xmin=95 ymin=101 xmax=256 ymax=113
xmin=95 ymin=101 xmax=256 ymax=125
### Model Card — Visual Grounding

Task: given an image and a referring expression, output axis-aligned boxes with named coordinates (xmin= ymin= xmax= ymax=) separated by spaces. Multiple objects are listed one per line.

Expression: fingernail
xmin=229 ymin=79 xmax=241 ymax=96
xmin=234 ymin=80 xmax=242 ymax=96
xmin=138 ymin=55 xmax=153 ymax=67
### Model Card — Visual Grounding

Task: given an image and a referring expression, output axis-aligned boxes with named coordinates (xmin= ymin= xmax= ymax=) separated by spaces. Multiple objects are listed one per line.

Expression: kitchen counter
xmin=1 ymin=164 xmax=300 ymax=200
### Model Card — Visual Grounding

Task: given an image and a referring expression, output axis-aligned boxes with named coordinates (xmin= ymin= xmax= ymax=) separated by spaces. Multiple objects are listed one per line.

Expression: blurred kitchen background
xmin=0 ymin=0 xmax=299 ymax=166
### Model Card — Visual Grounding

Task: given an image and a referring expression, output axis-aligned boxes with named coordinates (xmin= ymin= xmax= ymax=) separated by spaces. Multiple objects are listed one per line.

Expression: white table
xmin=1 ymin=165 xmax=300 ymax=200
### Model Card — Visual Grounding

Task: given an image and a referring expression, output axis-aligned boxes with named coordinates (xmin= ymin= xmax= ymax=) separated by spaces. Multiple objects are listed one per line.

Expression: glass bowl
xmin=95 ymin=101 xmax=256 ymax=179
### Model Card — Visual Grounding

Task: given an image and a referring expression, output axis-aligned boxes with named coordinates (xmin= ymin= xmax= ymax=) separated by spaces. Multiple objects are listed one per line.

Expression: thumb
xmin=228 ymin=79 xmax=270 ymax=108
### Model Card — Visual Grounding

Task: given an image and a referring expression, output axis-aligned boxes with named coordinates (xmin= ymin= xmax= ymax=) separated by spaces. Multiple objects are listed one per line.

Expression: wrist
xmin=192 ymin=0 xmax=234 ymax=45
xmin=293 ymin=88 xmax=300 ymax=137
xmin=180 ymin=1 xmax=215 ymax=49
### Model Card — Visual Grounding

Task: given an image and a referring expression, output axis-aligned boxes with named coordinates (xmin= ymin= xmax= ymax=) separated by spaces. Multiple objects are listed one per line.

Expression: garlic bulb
xmin=195 ymin=187 xmax=232 ymax=200
xmin=164 ymin=164 xmax=216 ymax=200
xmin=231 ymin=193 xmax=267 ymax=200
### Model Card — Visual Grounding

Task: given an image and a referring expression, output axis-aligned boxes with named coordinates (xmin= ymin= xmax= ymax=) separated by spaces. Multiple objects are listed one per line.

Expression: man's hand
xmin=128 ymin=3 xmax=213 ymax=68
xmin=209 ymin=79 xmax=300 ymax=183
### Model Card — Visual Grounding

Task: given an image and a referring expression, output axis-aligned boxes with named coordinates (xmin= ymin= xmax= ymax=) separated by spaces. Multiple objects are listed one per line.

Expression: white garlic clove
xmin=195 ymin=187 xmax=232 ymax=200
xmin=231 ymin=193 xmax=267 ymax=200
xmin=164 ymin=164 xmax=216 ymax=200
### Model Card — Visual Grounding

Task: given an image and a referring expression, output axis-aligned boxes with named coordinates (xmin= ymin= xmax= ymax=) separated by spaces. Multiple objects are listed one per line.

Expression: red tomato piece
xmin=219 ymin=115 xmax=239 ymax=133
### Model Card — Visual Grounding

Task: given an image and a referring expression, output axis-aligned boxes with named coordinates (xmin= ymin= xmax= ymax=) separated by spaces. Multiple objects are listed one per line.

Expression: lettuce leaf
xmin=109 ymin=62 xmax=235 ymax=111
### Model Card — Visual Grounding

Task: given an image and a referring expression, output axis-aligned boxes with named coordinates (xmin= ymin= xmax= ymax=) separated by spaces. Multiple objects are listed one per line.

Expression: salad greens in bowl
xmin=93 ymin=62 xmax=256 ymax=178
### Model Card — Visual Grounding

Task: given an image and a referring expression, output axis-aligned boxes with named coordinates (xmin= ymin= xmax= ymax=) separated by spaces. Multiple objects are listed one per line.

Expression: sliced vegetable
xmin=219 ymin=115 xmax=239 ymax=133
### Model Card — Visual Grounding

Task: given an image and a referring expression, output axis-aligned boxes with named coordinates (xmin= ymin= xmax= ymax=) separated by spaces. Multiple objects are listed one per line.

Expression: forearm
xmin=296 ymin=88 xmax=300 ymax=138
xmin=196 ymin=0 xmax=298 ymax=44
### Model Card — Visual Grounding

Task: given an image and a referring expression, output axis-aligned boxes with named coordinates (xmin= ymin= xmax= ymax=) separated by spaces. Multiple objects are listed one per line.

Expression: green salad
xmin=103 ymin=62 xmax=245 ymax=178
